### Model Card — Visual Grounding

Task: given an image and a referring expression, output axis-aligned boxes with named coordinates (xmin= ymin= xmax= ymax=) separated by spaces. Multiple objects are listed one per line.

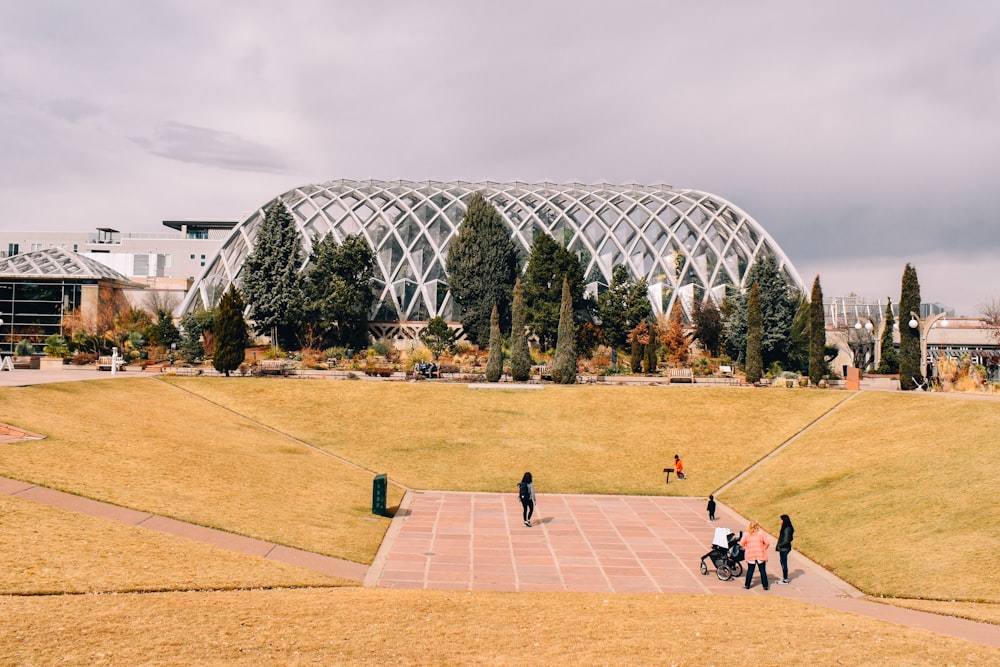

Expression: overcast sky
xmin=2 ymin=1 xmax=997 ymax=315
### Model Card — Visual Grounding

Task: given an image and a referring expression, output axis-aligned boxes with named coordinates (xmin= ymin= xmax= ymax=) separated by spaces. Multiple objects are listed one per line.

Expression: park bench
xmin=668 ymin=368 xmax=693 ymax=383
xmin=96 ymin=356 xmax=126 ymax=372
xmin=256 ymin=359 xmax=289 ymax=376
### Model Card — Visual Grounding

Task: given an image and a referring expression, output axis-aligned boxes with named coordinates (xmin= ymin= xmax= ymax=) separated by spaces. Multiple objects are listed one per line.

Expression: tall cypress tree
xmin=213 ymin=286 xmax=248 ymax=377
xmin=510 ymin=278 xmax=531 ymax=382
xmin=241 ymin=198 xmax=304 ymax=349
xmin=551 ymin=277 xmax=577 ymax=384
xmin=445 ymin=192 xmax=519 ymax=346
xmin=898 ymin=263 xmax=922 ymax=390
xmin=876 ymin=298 xmax=898 ymax=374
xmin=808 ymin=275 xmax=826 ymax=385
xmin=485 ymin=304 xmax=503 ymax=383
xmin=745 ymin=282 xmax=763 ymax=384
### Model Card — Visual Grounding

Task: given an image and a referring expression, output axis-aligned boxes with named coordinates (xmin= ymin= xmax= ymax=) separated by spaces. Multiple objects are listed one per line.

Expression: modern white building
xmin=0 ymin=220 xmax=236 ymax=293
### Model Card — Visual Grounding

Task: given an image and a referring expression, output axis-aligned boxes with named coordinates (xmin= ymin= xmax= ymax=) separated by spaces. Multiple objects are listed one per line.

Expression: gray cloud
xmin=130 ymin=123 xmax=289 ymax=174
xmin=0 ymin=1 xmax=997 ymax=311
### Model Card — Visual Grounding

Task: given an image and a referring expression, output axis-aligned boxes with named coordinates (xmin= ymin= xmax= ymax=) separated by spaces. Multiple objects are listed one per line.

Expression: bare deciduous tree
xmin=979 ymin=297 xmax=1000 ymax=344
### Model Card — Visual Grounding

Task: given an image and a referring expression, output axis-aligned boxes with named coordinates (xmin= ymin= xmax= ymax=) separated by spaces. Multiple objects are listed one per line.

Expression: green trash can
xmin=372 ymin=473 xmax=388 ymax=516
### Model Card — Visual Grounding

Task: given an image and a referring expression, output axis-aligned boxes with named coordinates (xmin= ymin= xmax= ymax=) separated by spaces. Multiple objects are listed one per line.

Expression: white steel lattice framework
xmin=181 ymin=180 xmax=804 ymax=337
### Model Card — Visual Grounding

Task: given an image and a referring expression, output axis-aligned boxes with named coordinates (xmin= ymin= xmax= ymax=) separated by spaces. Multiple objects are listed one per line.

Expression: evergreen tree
xmin=745 ymin=282 xmax=763 ymax=384
xmin=146 ymin=308 xmax=181 ymax=349
xmin=876 ymin=298 xmax=899 ymax=374
xmin=241 ymin=199 xmax=304 ymax=349
xmin=419 ymin=317 xmax=456 ymax=359
xmin=691 ymin=298 xmax=722 ymax=357
xmin=898 ymin=263 xmax=922 ymax=390
xmin=808 ymin=276 xmax=827 ymax=384
xmin=445 ymin=192 xmax=519 ymax=346
xmin=786 ymin=294 xmax=810 ymax=374
xmin=551 ymin=277 xmax=577 ymax=384
xmin=300 ymin=233 xmax=377 ymax=350
xmin=178 ymin=309 xmax=215 ymax=363
xmin=213 ymin=286 xmax=248 ymax=376
xmin=486 ymin=305 xmax=503 ymax=383
xmin=509 ymin=278 xmax=531 ymax=382
xmin=522 ymin=233 xmax=587 ymax=351
xmin=597 ymin=265 xmax=651 ymax=351
xmin=724 ymin=256 xmax=797 ymax=367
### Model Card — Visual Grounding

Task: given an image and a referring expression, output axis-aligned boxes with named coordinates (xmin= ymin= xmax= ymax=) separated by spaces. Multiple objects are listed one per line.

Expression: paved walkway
xmin=0 ymin=366 xmax=150 ymax=387
xmin=367 ymin=491 xmax=999 ymax=648
xmin=368 ymin=491 xmax=855 ymax=597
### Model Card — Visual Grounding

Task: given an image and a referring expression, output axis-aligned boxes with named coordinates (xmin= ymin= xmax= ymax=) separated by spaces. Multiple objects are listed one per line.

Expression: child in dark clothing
xmin=707 ymin=495 xmax=717 ymax=521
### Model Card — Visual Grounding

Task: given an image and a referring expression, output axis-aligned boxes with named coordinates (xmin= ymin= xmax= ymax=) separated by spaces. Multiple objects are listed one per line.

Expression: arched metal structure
xmin=181 ymin=180 xmax=804 ymax=338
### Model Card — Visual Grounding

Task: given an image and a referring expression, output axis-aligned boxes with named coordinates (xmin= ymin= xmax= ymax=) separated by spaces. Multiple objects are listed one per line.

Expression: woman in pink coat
xmin=740 ymin=520 xmax=770 ymax=590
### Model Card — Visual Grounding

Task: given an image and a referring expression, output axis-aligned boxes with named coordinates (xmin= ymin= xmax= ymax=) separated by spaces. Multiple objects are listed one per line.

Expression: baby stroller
xmin=699 ymin=526 xmax=744 ymax=581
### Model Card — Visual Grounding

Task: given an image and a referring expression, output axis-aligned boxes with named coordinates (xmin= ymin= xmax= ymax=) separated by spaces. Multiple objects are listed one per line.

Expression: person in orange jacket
xmin=740 ymin=519 xmax=771 ymax=590
xmin=674 ymin=454 xmax=685 ymax=480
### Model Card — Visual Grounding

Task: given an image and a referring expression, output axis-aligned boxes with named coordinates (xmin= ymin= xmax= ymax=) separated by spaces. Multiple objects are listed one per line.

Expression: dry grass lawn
xmin=2 ymin=377 xmax=998 ymax=658
xmin=723 ymin=391 xmax=1000 ymax=606
xmin=162 ymin=378 xmax=848 ymax=496
xmin=0 ymin=379 xmax=403 ymax=563
xmin=0 ymin=496 xmax=351 ymax=594
xmin=2 ymin=588 xmax=997 ymax=666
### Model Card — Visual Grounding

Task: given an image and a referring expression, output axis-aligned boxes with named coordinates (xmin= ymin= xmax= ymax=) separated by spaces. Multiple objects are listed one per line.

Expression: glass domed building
xmin=181 ymin=180 xmax=803 ymax=340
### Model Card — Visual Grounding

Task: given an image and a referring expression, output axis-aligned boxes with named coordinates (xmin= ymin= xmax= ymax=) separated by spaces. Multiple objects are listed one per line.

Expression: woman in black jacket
xmin=776 ymin=514 xmax=794 ymax=584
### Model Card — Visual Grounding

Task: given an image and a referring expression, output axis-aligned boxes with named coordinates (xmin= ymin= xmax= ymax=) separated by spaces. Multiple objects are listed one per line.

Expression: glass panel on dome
xmin=627 ymin=206 xmax=649 ymax=226
xmin=325 ymin=202 xmax=347 ymax=221
xmin=584 ymin=219 xmax=604 ymax=244
xmin=354 ymin=204 xmax=373 ymax=222
xmin=423 ymin=217 xmax=449 ymax=248
xmin=568 ymin=206 xmax=589 ymax=225
xmin=613 ymin=223 xmax=632 ymax=246
xmin=687 ymin=207 xmax=705 ymax=226
xmin=399 ymin=216 xmax=421 ymax=246
xmin=600 ymin=207 xmax=619 ymax=226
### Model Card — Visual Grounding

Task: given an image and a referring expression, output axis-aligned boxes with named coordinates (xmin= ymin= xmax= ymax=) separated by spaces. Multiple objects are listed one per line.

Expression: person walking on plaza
xmin=674 ymin=454 xmax=685 ymax=480
xmin=740 ymin=519 xmax=771 ymax=590
xmin=517 ymin=472 xmax=536 ymax=527
xmin=776 ymin=514 xmax=795 ymax=584
xmin=707 ymin=495 xmax=717 ymax=521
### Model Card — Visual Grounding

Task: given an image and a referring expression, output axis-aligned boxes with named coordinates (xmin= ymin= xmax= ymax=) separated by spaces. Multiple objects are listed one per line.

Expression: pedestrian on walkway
xmin=775 ymin=514 xmax=795 ymax=584
xmin=517 ymin=472 xmax=536 ymax=527
xmin=674 ymin=454 xmax=685 ymax=480
xmin=707 ymin=495 xmax=716 ymax=521
xmin=740 ymin=519 xmax=770 ymax=590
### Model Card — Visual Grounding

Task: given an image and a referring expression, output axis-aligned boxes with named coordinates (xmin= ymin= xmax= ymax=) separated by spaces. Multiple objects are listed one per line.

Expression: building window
xmin=7 ymin=243 xmax=17 ymax=256
xmin=190 ymin=254 xmax=195 ymax=259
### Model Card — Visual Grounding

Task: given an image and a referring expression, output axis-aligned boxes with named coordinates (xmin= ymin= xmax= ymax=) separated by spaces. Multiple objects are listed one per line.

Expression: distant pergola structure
xmin=181 ymin=180 xmax=804 ymax=341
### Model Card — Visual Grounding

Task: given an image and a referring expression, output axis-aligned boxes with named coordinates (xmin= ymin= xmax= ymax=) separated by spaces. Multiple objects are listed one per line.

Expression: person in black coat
xmin=776 ymin=514 xmax=795 ymax=584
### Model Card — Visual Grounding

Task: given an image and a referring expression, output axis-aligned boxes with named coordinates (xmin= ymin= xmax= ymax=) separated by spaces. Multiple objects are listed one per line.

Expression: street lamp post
xmin=849 ymin=318 xmax=875 ymax=373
